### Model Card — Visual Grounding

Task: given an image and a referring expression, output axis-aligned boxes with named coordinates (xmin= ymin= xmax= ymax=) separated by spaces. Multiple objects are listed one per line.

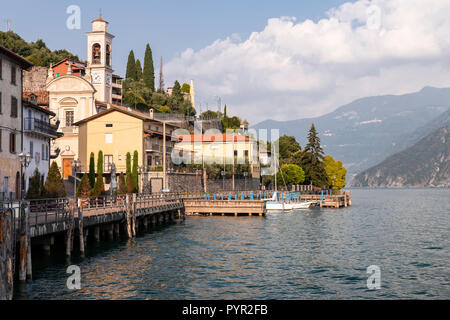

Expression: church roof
xmin=92 ymin=17 xmax=109 ymax=24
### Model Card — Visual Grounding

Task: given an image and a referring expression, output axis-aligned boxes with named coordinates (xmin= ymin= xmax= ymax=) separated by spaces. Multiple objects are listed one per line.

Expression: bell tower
xmin=86 ymin=14 xmax=114 ymax=104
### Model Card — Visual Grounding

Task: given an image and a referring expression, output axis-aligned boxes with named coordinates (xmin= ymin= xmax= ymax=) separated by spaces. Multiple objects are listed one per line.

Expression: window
xmin=30 ymin=141 xmax=33 ymax=158
xmin=0 ymin=91 xmax=2 ymax=114
xmin=65 ymin=110 xmax=74 ymax=127
xmin=9 ymin=133 xmax=16 ymax=153
xmin=105 ymin=124 xmax=113 ymax=127
xmin=11 ymin=65 xmax=16 ymax=85
xmin=244 ymin=150 xmax=249 ymax=158
xmin=42 ymin=144 xmax=45 ymax=160
xmin=105 ymin=133 xmax=113 ymax=144
xmin=0 ymin=129 xmax=2 ymax=151
xmin=0 ymin=58 xmax=2 ymax=79
xmin=104 ymin=155 xmax=113 ymax=171
xmin=46 ymin=145 xmax=49 ymax=161
xmin=234 ymin=150 xmax=238 ymax=157
xmin=11 ymin=96 xmax=17 ymax=118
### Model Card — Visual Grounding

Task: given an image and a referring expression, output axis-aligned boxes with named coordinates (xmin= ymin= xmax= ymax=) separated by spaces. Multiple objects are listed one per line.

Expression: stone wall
xmin=22 ymin=66 xmax=48 ymax=91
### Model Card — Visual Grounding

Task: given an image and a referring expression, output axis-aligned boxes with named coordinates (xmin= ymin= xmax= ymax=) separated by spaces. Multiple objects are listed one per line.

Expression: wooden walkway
xmin=184 ymin=200 xmax=266 ymax=216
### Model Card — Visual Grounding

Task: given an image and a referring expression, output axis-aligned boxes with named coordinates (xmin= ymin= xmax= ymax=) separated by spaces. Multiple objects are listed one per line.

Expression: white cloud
xmin=165 ymin=0 xmax=450 ymax=124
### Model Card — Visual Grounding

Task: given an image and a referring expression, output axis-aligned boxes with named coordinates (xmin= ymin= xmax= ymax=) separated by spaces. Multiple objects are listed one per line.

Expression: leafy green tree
xmin=93 ymin=151 xmax=105 ymax=196
xmin=0 ymin=31 xmax=80 ymax=67
xmin=88 ymin=152 xmax=95 ymax=189
xmin=276 ymin=135 xmax=302 ymax=165
xmin=323 ymin=155 xmax=347 ymax=191
xmin=44 ymin=162 xmax=66 ymax=198
xmin=25 ymin=169 xmax=43 ymax=199
xmin=132 ymin=150 xmax=139 ymax=192
xmin=76 ymin=173 xmax=92 ymax=197
xmin=276 ymin=164 xmax=305 ymax=188
xmin=199 ymin=110 xmax=220 ymax=119
xmin=143 ymin=44 xmax=155 ymax=92
xmin=126 ymin=50 xmax=137 ymax=80
xmin=136 ymin=59 xmax=143 ymax=80
xmin=122 ymin=79 xmax=152 ymax=111
xmin=181 ymin=83 xmax=190 ymax=93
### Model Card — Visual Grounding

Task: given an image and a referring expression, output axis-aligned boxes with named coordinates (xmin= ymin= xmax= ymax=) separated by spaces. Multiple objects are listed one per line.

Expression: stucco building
xmin=0 ymin=45 xmax=33 ymax=200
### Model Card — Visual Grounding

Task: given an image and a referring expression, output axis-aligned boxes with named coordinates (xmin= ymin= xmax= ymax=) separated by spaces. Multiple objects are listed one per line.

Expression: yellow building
xmin=175 ymin=133 xmax=261 ymax=178
xmin=74 ymin=105 xmax=179 ymax=176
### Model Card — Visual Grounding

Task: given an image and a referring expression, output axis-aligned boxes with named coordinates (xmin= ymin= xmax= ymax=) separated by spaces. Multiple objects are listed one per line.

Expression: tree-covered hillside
xmin=0 ymin=31 xmax=79 ymax=66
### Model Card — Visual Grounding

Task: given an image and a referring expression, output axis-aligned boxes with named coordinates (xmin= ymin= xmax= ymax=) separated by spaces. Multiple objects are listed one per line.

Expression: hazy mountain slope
xmin=252 ymin=87 xmax=450 ymax=178
xmin=352 ymin=124 xmax=449 ymax=187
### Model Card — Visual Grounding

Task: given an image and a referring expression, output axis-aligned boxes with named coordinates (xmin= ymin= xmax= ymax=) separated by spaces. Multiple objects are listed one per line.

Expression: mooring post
xmin=66 ymin=198 xmax=75 ymax=257
xmin=78 ymin=200 xmax=85 ymax=257
xmin=25 ymin=204 xmax=32 ymax=281
xmin=94 ymin=226 xmax=100 ymax=242
xmin=19 ymin=202 xmax=28 ymax=282
xmin=0 ymin=208 xmax=14 ymax=300
xmin=125 ymin=194 xmax=132 ymax=238
xmin=113 ymin=223 xmax=119 ymax=239
xmin=132 ymin=194 xmax=137 ymax=237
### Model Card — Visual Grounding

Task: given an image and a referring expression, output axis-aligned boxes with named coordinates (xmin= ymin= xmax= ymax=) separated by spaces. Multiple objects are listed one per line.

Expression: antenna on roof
xmin=6 ymin=19 xmax=11 ymax=32
xmin=99 ymin=8 xmax=102 ymax=19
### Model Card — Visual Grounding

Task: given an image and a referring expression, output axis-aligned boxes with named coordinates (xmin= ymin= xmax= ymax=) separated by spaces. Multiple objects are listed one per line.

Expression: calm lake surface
xmin=14 ymin=189 xmax=450 ymax=300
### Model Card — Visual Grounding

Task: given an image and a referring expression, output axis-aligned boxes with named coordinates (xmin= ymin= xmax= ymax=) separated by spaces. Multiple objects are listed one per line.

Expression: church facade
xmin=46 ymin=16 xmax=116 ymax=179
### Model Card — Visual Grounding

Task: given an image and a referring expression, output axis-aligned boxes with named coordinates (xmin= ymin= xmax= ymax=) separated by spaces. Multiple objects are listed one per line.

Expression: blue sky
xmin=1 ymin=0 xmax=346 ymax=77
xmin=3 ymin=0 xmax=450 ymax=124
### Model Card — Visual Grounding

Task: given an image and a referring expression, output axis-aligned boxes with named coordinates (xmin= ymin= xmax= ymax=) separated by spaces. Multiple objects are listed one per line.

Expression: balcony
xmin=112 ymin=82 xmax=122 ymax=89
xmin=24 ymin=118 xmax=59 ymax=138
xmin=145 ymin=143 xmax=173 ymax=154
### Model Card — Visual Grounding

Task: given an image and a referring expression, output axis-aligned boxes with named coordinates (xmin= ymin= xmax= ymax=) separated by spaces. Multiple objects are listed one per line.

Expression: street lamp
xmin=221 ymin=170 xmax=225 ymax=191
xmin=243 ymin=171 xmax=248 ymax=191
xmin=18 ymin=152 xmax=32 ymax=199
xmin=71 ymin=159 xmax=81 ymax=198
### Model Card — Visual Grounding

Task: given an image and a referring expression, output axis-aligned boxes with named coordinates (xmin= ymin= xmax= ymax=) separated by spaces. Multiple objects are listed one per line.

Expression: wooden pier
xmin=300 ymin=191 xmax=352 ymax=208
xmin=184 ymin=200 xmax=266 ymax=217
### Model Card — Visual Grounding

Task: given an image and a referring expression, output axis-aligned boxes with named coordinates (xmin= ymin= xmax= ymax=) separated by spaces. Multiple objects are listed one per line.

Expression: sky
xmin=3 ymin=0 xmax=450 ymax=124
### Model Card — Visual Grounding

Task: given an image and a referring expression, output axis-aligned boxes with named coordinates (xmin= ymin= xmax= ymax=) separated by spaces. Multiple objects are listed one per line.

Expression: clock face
xmin=92 ymin=73 xmax=103 ymax=84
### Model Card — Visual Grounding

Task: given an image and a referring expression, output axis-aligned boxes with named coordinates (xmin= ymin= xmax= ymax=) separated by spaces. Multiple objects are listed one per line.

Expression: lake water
xmin=14 ymin=189 xmax=450 ymax=299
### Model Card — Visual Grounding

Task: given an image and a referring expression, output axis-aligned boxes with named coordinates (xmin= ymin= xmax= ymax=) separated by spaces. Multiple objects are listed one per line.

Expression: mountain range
xmin=252 ymin=87 xmax=450 ymax=182
xmin=352 ymin=123 xmax=449 ymax=187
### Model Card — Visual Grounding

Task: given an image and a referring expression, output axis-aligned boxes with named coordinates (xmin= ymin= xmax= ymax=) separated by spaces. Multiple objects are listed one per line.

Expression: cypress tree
xmin=88 ymin=152 xmax=95 ymax=189
xmin=126 ymin=50 xmax=137 ymax=80
xmin=44 ymin=162 xmax=66 ymax=198
xmin=143 ymin=44 xmax=155 ymax=91
xmin=136 ymin=59 xmax=143 ymax=80
xmin=93 ymin=150 xmax=105 ymax=196
xmin=125 ymin=152 xmax=134 ymax=193
xmin=132 ymin=150 xmax=139 ymax=192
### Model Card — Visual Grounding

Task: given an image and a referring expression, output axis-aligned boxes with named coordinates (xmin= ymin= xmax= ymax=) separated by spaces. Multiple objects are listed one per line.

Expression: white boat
xmin=265 ymin=201 xmax=294 ymax=211
xmin=291 ymin=201 xmax=314 ymax=209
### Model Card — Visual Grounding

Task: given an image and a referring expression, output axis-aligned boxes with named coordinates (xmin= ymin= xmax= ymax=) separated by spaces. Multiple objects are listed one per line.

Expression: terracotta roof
xmin=0 ymin=44 xmax=33 ymax=70
xmin=23 ymin=91 xmax=49 ymax=106
xmin=178 ymin=134 xmax=252 ymax=143
xmin=92 ymin=17 xmax=109 ymax=24
xmin=73 ymin=104 xmax=151 ymax=125
xmin=51 ymin=58 xmax=86 ymax=69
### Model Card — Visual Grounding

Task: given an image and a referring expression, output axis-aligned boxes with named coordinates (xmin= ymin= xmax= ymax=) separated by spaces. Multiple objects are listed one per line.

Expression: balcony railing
xmin=145 ymin=143 xmax=173 ymax=154
xmin=24 ymin=118 xmax=59 ymax=138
